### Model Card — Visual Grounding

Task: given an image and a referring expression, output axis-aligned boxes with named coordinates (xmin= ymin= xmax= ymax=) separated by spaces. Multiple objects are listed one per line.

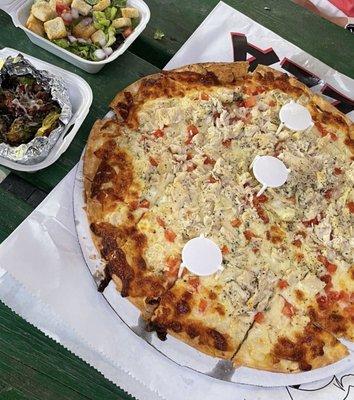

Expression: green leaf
xmin=105 ymin=6 xmax=118 ymax=20
xmin=17 ymin=76 xmax=36 ymax=85
xmin=36 ymin=111 xmax=60 ymax=137
xmin=153 ymin=29 xmax=165 ymax=40
xmin=52 ymin=39 xmax=70 ymax=49
xmin=131 ymin=17 xmax=139 ymax=29
xmin=106 ymin=25 xmax=116 ymax=47
xmin=111 ymin=0 xmax=127 ymax=7
xmin=85 ymin=0 xmax=99 ymax=5
xmin=93 ymin=11 xmax=111 ymax=27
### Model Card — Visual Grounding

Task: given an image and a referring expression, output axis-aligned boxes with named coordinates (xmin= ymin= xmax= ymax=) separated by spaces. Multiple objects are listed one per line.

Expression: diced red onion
xmin=68 ymin=35 xmax=77 ymax=43
xmin=81 ymin=17 xmax=93 ymax=26
xmin=94 ymin=49 xmax=106 ymax=60
xmin=103 ymin=47 xmax=113 ymax=57
xmin=71 ymin=7 xmax=79 ymax=19
xmin=77 ymin=38 xmax=87 ymax=44
xmin=61 ymin=12 xmax=73 ymax=24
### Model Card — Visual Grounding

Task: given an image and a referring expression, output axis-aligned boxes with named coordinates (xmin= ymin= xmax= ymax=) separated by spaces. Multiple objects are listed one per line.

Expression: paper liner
xmin=0 ymin=268 xmax=162 ymax=400
xmin=73 ymin=151 xmax=354 ymax=387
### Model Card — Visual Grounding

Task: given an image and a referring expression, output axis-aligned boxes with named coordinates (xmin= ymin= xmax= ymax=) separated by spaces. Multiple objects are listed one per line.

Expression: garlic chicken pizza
xmin=83 ymin=62 xmax=354 ymax=372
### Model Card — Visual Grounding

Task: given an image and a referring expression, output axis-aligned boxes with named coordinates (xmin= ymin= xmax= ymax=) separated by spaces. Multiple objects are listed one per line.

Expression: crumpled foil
xmin=0 ymin=54 xmax=72 ymax=165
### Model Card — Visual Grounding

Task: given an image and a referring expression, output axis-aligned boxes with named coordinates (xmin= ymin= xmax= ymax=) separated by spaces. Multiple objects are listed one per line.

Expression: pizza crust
xmin=233 ymin=325 xmax=348 ymax=373
xmin=232 ymin=294 xmax=349 ymax=372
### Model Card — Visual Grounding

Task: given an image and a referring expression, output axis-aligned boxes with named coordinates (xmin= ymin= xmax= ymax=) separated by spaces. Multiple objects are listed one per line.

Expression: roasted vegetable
xmin=36 ymin=111 xmax=60 ymax=137
xmin=5 ymin=117 xmax=39 ymax=146
xmin=0 ymin=74 xmax=61 ymax=146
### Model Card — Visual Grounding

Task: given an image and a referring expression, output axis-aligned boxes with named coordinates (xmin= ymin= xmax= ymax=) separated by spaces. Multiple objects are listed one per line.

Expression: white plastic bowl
xmin=0 ymin=47 xmax=93 ymax=172
xmin=1 ymin=0 xmax=151 ymax=73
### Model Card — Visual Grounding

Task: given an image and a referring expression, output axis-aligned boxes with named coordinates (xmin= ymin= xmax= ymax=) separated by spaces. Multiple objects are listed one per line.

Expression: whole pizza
xmin=83 ymin=62 xmax=354 ymax=373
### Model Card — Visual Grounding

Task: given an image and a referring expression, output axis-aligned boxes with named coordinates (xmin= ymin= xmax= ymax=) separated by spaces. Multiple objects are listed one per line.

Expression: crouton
xmin=71 ymin=0 xmax=92 ymax=16
xmin=44 ymin=17 xmax=67 ymax=40
xmin=91 ymin=29 xmax=106 ymax=46
xmin=26 ymin=13 xmax=45 ymax=37
xmin=93 ymin=0 xmax=110 ymax=12
xmin=72 ymin=21 xmax=97 ymax=39
xmin=31 ymin=1 xmax=57 ymax=22
xmin=112 ymin=17 xmax=131 ymax=29
xmin=121 ymin=7 xmax=139 ymax=19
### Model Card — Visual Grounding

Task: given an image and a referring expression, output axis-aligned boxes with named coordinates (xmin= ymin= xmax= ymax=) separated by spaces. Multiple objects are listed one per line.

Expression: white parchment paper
xmin=0 ymin=2 xmax=353 ymax=399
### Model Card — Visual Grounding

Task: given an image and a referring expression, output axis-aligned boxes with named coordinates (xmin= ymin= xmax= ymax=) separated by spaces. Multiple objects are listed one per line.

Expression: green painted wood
xmin=0 ymin=382 xmax=34 ymax=400
xmin=0 ymin=188 xmax=33 ymax=243
xmin=0 ymin=389 xmax=31 ymax=400
xmin=0 ymin=302 xmax=133 ymax=400
xmin=0 ymin=354 xmax=90 ymax=400
xmin=131 ymin=0 xmax=354 ymax=77
xmin=0 ymin=11 xmax=159 ymax=193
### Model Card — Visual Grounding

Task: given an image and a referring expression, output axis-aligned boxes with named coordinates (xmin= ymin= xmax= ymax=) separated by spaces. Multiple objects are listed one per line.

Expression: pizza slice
xmin=280 ymin=256 xmax=354 ymax=342
xmin=232 ymin=292 xmax=348 ymax=372
xmin=149 ymin=262 xmax=279 ymax=359
xmin=91 ymin=195 xmax=186 ymax=317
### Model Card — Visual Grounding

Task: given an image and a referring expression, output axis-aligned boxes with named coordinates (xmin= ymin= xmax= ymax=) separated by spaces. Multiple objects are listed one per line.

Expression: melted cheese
xmin=116 ymin=84 xmax=353 ymax=315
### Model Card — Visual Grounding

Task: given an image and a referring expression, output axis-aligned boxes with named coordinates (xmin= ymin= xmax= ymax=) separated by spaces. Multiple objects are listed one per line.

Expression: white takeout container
xmin=0 ymin=47 xmax=92 ymax=172
xmin=0 ymin=0 xmax=150 ymax=73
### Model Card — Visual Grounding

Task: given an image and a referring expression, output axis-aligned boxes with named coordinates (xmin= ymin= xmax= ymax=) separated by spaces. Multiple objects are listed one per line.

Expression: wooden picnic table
xmin=0 ymin=0 xmax=353 ymax=398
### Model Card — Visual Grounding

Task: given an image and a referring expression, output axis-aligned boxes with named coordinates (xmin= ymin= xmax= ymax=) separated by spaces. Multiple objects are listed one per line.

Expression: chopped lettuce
xmin=85 ymin=0 xmax=99 ymax=4
xmin=52 ymin=38 xmax=70 ymax=49
xmin=69 ymin=41 xmax=99 ymax=60
xmin=93 ymin=11 xmax=111 ymax=30
xmin=18 ymin=76 xmax=36 ymax=85
xmin=131 ymin=17 xmax=139 ymax=29
xmin=36 ymin=111 xmax=60 ymax=137
xmin=106 ymin=26 xmax=117 ymax=47
xmin=105 ymin=6 xmax=118 ymax=20
xmin=153 ymin=29 xmax=165 ymax=40
xmin=53 ymin=39 xmax=99 ymax=61
xmin=111 ymin=0 xmax=127 ymax=7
